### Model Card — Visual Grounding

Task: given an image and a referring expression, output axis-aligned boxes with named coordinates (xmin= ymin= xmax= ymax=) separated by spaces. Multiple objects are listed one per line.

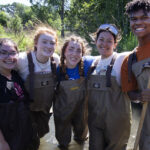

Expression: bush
xmin=0 ymin=24 xmax=5 ymax=34
xmin=118 ymin=32 xmax=138 ymax=52
xmin=8 ymin=15 xmax=23 ymax=35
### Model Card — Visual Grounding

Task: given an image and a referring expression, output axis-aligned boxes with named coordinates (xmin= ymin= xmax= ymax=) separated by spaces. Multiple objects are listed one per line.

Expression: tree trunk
xmin=61 ymin=0 xmax=65 ymax=37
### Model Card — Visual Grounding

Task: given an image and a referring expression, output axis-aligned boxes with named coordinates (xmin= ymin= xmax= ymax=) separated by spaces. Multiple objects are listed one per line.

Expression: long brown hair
xmin=60 ymin=35 xmax=87 ymax=80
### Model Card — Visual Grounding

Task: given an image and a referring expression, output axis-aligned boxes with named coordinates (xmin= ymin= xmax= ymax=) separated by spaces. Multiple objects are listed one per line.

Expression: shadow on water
xmin=39 ymin=103 xmax=142 ymax=150
xmin=127 ymin=102 xmax=142 ymax=150
xmin=39 ymin=115 xmax=88 ymax=150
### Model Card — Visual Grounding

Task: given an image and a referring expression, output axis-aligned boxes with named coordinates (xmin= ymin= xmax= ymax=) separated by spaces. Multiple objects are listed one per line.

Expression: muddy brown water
xmin=39 ymin=103 xmax=141 ymax=150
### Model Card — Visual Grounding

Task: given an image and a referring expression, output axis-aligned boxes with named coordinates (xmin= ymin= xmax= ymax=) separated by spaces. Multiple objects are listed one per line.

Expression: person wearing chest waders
xmin=87 ymin=24 xmax=131 ymax=150
xmin=16 ymin=26 xmax=60 ymax=144
xmin=53 ymin=35 xmax=94 ymax=150
xmin=0 ymin=38 xmax=36 ymax=150
xmin=121 ymin=0 xmax=150 ymax=150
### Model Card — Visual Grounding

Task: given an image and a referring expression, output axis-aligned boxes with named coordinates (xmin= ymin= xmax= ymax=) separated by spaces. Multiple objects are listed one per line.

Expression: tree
xmin=30 ymin=0 xmax=69 ymax=37
xmin=8 ymin=14 xmax=23 ymax=35
xmin=0 ymin=11 xmax=10 ymax=27
xmin=0 ymin=3 xmax=37 ymax=27
xmin=66 ymin=0 xmax=131 ymax=53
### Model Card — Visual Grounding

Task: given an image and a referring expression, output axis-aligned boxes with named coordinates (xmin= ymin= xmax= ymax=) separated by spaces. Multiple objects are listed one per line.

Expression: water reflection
xmin=39 ymin=104 xmax=141 ymax=150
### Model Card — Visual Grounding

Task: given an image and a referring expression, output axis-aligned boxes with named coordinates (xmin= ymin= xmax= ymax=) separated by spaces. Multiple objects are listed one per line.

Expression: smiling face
xmin=35 ymin=33 xmax=56 ymax=58
xmin=64 ymin=41 xmax=82 ymax=68
xmin=96 ymin=31 xmax=117 ymax=59
xmin=129 ymin=9 xmax=150 ymax=42
xmin=0 ymin=41 xmax=18 ymax=72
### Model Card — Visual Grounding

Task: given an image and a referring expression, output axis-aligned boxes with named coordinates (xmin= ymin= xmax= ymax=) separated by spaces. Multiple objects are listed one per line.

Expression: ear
xmin=114 ymin=42 xmax=117 ymax=49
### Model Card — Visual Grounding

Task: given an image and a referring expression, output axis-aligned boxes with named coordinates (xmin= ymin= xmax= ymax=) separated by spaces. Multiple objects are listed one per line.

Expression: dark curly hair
xmin=125 ymin=0 xmax=150 ymax=16
xmin=0 ymin=38 xmax=18 ymax=52
xmin=95 ymin=24 xmax=121 ymax=43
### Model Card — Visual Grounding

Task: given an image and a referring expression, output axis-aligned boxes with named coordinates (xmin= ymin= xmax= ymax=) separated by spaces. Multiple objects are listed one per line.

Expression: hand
xmin=0 ymin=141 xmax=10 ymax=150
xmin=141 ymin=89 xmax=150 ymax=102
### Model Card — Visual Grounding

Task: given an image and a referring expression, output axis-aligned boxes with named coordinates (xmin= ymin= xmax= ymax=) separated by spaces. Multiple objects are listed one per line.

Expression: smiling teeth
xmin=136 ymin=28 xmax=144 ymax=31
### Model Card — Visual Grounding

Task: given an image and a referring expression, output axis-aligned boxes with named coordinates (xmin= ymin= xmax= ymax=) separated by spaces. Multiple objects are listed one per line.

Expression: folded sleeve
xmin=121 ymin=56 xmax=138 ymax=92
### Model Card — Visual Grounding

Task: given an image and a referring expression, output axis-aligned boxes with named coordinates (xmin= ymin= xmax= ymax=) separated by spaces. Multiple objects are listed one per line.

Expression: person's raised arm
xmin=0 ymin=130 xmax=10 ymax=150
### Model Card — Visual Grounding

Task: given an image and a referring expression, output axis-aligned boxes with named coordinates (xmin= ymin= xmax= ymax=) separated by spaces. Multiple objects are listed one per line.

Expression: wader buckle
xmin=93 ymin=83 xmax=100 ymax=88
xmin=41 ymin=81 xmax=49 ymax=86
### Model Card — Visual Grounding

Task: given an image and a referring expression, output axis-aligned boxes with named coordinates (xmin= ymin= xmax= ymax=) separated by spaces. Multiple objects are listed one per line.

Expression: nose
xmin=134 ymin=18 xmax=143 ymax=25
xmin=6 ymin=54 xmax=14 ymax=58
xmin=101 ymin=40 xmax=107 ymax=47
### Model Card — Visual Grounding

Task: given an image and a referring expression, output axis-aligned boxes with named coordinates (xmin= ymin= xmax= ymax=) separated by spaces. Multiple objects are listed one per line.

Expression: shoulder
xmin=83 ymin=55 xmax=95 ymax=61
xmin=83 ymin=55 xmax=95 ymax=66
xmin=16 ymin=51 xmax=28 ymax=70
xmin=52 ymin=53 xmax=60 ymax=67
xmin=18 ymin=51 xmax=28 ymax=60
xmin=114 ymin=51 xmax=131 ymax=66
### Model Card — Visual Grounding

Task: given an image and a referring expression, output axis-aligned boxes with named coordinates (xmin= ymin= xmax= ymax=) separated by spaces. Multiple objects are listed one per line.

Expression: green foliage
xmin=8 ymin=14 xmax=23 ymax=35
xmin=0 ymin=11 xmax=10 ymax=27
xmin=0 ymin=3 xmax=37 ymax=26
xmin=0 ymin=0 xmax=139 ymax=54
xmin=0 ymin=28 xmax=33 ymax=52
xmin=118 ymin=33 xmax=138 ymax=52
xmin=25 ymin=20 xmax=34 ymax=29
xmin=0 ymin=24 xmax=5 ymax=34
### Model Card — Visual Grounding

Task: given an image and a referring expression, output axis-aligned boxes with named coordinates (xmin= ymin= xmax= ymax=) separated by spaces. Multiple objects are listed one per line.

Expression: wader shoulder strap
xmin=128 ymin=51 xmax=137 ymax=82
xmin=27 ymin=52 xmax=34 ymax=100
xmin=50 ymin=56 xmax=57 ymax=79
xmin=106 ymin=54 xmax=117 ymax=87
xmin=87 ymin=58 xmax=100 ymax=79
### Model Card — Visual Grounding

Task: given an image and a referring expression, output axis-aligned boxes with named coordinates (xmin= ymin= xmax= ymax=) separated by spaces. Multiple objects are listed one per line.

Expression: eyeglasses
xmin=0 ymin=50 xmax=18 ymax=58
xmin=98 ymin=24 xmax=118 ymax=36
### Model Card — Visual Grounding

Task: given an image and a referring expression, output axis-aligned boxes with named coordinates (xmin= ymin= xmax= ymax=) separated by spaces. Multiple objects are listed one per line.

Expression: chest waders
xmin=25 ymin=52 xmax=56 ymax=138
xmin=88 ymin=55 xmax=131 ymax=150
xmin=0 ymin=101 xmax=34 ymax=150
xmin=53 ymin=71 xmax=88 ymax=148
xmin=129 ymin=52 xmax=150 ymax=150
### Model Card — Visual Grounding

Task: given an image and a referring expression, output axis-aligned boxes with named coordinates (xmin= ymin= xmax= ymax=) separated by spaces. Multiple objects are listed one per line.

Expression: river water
xmin=39 ymin=103 xmax=141 ymax=150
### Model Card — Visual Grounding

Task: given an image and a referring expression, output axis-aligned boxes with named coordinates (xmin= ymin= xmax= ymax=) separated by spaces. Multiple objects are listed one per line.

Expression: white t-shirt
xmin=92 ymin=52 xmax=130 ymax=86
xmin=16 ymin=51 xmax=60 ymax=80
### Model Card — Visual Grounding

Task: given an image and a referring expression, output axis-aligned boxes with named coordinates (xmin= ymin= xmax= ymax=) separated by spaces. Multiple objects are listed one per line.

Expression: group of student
xmin=0 ymin=0 xmax=150 ymax=150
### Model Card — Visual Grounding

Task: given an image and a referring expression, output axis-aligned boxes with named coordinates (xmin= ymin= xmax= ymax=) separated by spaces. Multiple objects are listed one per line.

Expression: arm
xmin=127 ymin=90 xmax=142 ymax=102
xmin=0 ymin=130 xmax=10 ymax=150
xmin=121 ymin=55 xmax=138 ymax=92
xmin=53 ymin=53 xmax=60 ymax=67
xmin=127 ymin=89 xmax=150 ymax=102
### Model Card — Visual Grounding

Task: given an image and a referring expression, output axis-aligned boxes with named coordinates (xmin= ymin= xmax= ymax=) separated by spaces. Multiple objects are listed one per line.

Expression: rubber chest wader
xmin=0 ymin=101 xmax=33 ymax=150
xmin=53 ymin=75 xmax=88 ymax=147
xmin=131 ymin=56 xmax=150 ymax=150
xmin=25 ymin=52 xmax=56 ymax=138
xmin=88 ymin=55 xmax=131 ymax=150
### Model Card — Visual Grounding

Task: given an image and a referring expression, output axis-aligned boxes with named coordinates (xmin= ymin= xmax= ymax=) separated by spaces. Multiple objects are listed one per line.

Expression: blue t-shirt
xmin=57 ymin=56 xmax=95 ymax=81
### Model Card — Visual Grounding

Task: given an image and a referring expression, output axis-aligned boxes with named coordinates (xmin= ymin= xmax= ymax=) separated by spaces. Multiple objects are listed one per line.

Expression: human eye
xmin=130 ymin=17 xmax=137 ymax=22
xmin=142 ymin=16 xmax=149 ymax=20
xmin=0 ymin=50 xmax=7 ymax=55
xmin=99 ymin=38 xmax=104 ymax=42
xmin=108 ymin=40 xmax=113 ymax=43
xmin=68 ymin=48 xmax=74 ymax=52
xmin=42 ymin=40 xmax=47 ymax=44
xmin=77 ymin=49 xmax=82 ymax=54
xmin=50 ymin=41 xmax=56 ymax=45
